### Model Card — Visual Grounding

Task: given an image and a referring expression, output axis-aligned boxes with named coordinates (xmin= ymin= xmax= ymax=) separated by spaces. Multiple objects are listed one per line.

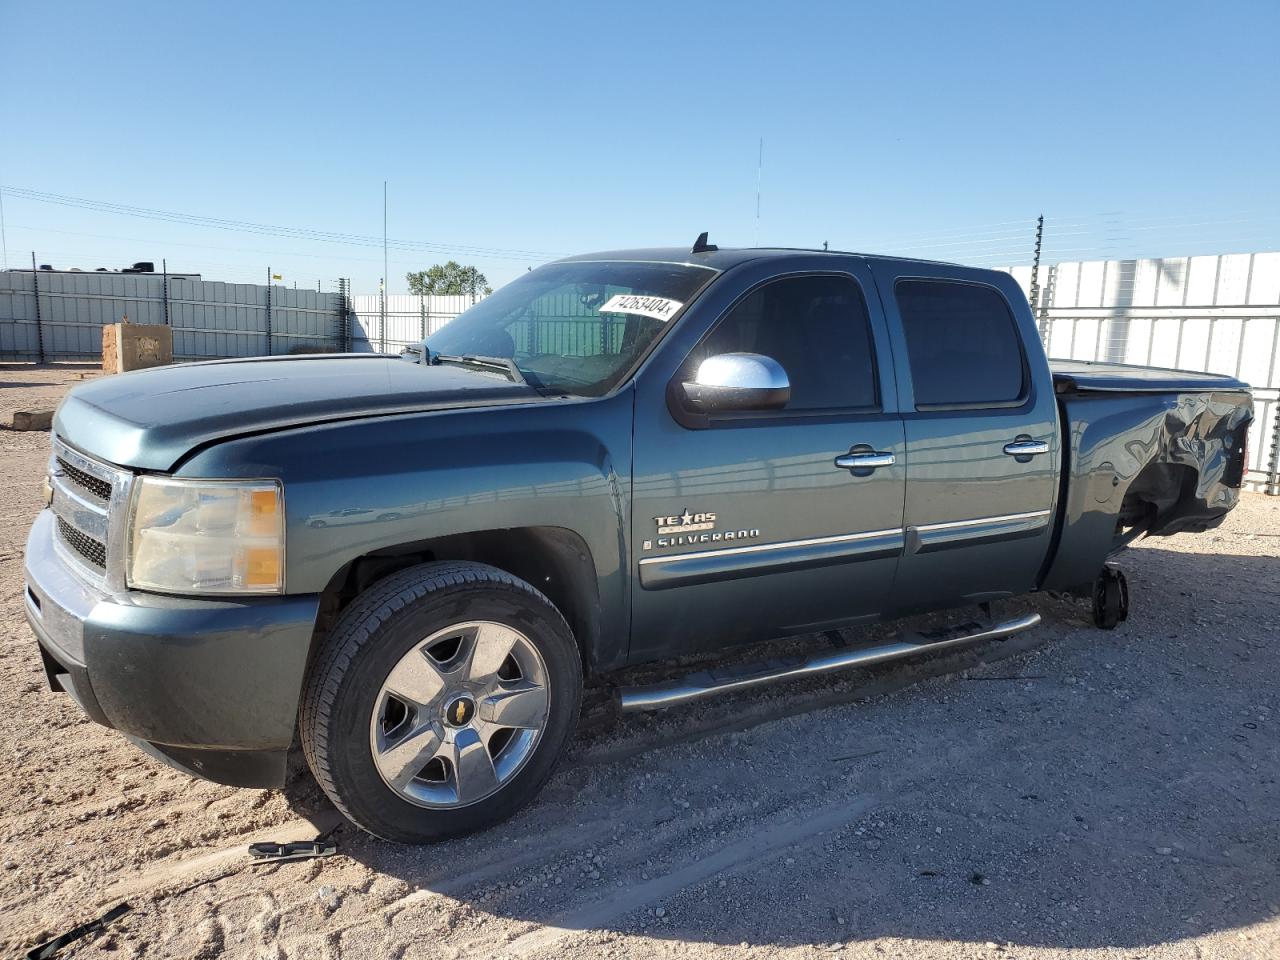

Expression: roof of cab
xmin=554 ymin=246 xmax=964 ymax=271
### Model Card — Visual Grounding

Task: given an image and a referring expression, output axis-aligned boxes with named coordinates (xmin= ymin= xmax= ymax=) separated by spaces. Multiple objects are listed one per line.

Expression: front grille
xmin=56 ymin=516 xmax=107 ymax=569
xmin=49 ymin=438 xmax=130 ymax=584
xmin=56 ymin=457 xmax=113 ymax=501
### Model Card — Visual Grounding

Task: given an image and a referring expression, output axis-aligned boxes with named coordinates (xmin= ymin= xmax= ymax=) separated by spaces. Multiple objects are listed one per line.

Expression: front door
xmin=629 ymin=258 xmax=905 ymax=661
xmin=869 ymin=263 xmax=1060 ymax=612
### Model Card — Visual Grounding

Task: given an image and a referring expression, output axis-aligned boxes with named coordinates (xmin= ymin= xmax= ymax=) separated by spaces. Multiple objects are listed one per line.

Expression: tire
xmin=1091 ymin=568 xmax=1129 ymax=630
xmin=300 ymin=561 xmax=582 ymax=843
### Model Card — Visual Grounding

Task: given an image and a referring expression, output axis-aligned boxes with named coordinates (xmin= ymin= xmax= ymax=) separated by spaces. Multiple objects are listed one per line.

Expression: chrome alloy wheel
xmin=369 ymin=621 xmax=551 ymax=809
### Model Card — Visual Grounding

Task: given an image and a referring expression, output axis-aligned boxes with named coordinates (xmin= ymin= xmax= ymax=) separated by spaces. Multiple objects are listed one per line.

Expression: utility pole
xmin=382 ymin=181 xmax=388 ymax=354
xmin=1029 ymin=215 xmax=1046 ymax=341
xmin=32 ymin=252 xmax=45 ymax=364
xmin=0 ymin=184 xmax=8 ymax=271
xmin=265 ymin=266 xmax=273 ymax=356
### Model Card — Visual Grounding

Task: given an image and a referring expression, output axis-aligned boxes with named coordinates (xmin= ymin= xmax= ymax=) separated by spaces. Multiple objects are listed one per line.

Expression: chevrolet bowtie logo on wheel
xmin=445 ymin=696 xmax=476 ymax=728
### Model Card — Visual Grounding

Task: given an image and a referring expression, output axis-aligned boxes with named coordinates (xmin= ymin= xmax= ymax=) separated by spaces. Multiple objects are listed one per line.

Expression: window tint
xmin=895 ymin=280 xmax=1025 ymax=407
xmin=428 ymin=261 xmax=713 ymax=396
xmin=694 ymin=274 xmax=878 ymax=411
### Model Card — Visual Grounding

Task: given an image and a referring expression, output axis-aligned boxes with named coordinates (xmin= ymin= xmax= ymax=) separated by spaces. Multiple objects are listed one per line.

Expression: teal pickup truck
xmin=25 ymin=238 xmax=1252 ymax=842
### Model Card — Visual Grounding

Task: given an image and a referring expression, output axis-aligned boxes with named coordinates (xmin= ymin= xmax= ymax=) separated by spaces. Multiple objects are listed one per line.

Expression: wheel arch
xmin=308 ymin=526 xmax=605 ymax=677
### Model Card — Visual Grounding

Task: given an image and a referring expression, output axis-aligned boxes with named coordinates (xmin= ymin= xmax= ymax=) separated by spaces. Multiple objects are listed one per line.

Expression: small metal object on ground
xmin=248 ymin=838 xmax=338 ymax=863
xmin=26 ymin=902 xmax=131 ymax=960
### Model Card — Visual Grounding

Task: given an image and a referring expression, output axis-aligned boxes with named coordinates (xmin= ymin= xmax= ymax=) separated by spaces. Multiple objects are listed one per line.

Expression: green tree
xmin=405 ymin=261 xmax=493 ymax=297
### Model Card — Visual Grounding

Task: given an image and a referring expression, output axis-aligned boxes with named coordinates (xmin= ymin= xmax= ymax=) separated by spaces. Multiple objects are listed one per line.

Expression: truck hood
xmin=54 ymin=354 xmax=541 ymax=471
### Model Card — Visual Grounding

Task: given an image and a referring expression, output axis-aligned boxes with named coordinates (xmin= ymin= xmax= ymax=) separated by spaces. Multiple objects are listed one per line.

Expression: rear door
xmin=868 ymin=262 xmax=1060 ymax=612
xmin=629 ymin=256 xmax=905 ymax=661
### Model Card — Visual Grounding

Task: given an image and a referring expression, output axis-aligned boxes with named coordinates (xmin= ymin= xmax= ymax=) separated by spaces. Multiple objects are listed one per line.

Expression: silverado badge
xmin=642 ymin=508 xmax=761 ymax=551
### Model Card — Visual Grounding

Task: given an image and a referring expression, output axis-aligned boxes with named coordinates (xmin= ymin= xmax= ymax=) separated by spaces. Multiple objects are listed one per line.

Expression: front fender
xmin=177 ymin=391 xmax=634 ymax=666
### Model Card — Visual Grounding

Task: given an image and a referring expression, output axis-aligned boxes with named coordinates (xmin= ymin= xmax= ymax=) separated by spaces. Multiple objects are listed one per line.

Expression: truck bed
xmin=1041 ymin=360 xmax=1252 ymax=594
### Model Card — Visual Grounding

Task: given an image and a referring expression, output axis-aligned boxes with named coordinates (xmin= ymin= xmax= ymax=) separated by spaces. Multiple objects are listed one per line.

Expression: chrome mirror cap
xmin=682 ymin=352 xmax=791 ymax=412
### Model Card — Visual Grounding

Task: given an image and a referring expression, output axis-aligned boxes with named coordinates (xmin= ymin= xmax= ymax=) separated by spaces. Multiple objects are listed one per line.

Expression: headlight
xmin=127 ymin=477 xmax=284 ymax=595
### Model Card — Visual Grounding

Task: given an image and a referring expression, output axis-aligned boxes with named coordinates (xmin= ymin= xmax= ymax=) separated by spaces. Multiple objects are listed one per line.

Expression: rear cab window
xmin=894 ymin=279 xmax=1026 ymax=409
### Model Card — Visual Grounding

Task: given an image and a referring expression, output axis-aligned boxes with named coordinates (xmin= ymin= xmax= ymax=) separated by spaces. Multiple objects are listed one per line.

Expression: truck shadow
xmin=292 ymin=545 xmax=1280 ymax=952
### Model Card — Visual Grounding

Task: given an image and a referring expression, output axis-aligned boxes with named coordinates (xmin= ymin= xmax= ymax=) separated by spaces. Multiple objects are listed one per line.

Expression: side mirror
xmin=681 ymin=353 xmax=790 ymax=412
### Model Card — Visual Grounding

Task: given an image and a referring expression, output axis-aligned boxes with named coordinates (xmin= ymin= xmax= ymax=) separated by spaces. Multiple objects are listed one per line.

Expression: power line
xmin=3 ymin=223 xmax=546 ymax=274
xmin=0 ymin=185 xmax=559 ymax=261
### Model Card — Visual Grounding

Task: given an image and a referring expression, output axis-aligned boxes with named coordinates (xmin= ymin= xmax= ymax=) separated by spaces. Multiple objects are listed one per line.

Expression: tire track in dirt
xmin=242 ymin=702 xmax=1040 ymax=959
xmin=502 ymin=792 xmax=884 ymax=957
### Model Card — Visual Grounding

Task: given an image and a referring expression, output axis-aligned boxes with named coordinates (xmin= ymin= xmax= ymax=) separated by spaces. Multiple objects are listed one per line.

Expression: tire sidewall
xmin=318 ymin=579 xmax=581 ymax=842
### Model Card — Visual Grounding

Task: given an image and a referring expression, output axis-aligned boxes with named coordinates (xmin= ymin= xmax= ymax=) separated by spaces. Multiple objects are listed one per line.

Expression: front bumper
xmin=24 ymin=509 xmax=321 ymax=788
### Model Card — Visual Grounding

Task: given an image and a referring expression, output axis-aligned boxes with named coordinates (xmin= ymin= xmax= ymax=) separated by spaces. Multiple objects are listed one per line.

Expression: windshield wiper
xmin=431 ymin=353 xmax=526 ymax=385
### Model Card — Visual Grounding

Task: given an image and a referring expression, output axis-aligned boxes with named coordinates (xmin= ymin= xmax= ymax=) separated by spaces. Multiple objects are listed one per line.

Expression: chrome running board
xmin=617 ymin=612 xmax=1041 ymax=712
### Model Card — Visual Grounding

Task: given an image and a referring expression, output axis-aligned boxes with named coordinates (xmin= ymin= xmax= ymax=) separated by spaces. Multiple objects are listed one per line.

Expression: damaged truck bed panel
xmin=1043 ymin=362 xmax=1251 ymax=593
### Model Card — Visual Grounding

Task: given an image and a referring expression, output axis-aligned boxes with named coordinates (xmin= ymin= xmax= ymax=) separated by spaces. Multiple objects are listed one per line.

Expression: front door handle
xmin=834 ymin=451 xmax=896 ymax=470
xmin=1003 ymin=439 xmax=1050 ymax=456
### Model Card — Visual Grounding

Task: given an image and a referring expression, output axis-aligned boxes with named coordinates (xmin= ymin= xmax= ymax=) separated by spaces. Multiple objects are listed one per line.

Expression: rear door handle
xmin=834 ymin=451 xmax=896 ymax=470
xmin=1003 ymin=439 xmax=1050 ymax=456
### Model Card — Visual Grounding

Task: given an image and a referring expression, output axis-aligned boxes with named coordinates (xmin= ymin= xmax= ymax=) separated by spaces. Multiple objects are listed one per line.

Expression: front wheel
xmin=300 ymin=562 xmax=582 ymax=842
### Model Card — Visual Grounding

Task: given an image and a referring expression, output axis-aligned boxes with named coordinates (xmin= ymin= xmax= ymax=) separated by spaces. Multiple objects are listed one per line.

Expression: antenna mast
xmin=754 ymin=137 xmax=763 ymax=247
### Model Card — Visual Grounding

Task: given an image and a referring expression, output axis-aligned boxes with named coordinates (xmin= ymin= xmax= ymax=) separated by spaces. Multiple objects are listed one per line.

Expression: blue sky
xmin=2 ymin=0 xmax=1278 ymax=292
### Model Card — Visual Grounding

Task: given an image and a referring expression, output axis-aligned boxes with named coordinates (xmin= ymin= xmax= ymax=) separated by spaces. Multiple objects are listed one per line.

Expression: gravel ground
xmin=0 ymin=369 xmax=1277 ymax=960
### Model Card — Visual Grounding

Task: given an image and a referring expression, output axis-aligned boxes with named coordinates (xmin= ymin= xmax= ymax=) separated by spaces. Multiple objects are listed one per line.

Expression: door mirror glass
xmin=681 ymin=353 xmax=791 ymax=412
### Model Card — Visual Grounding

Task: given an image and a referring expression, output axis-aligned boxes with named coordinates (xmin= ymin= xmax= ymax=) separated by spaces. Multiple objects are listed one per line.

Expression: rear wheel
xmin=1091 ymin=567 xmax=1129 ymax=630
xmin=301 ymin=562 xmax=582 ymax=842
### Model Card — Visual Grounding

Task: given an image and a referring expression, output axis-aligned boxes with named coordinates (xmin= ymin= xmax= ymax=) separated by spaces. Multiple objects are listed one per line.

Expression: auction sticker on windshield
xmin=599 ymin=294 xmax=684 ymax=322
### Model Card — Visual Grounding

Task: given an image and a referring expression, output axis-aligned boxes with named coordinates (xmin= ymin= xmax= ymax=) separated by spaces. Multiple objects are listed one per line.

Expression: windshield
xmin=425 ymin=261 xmax=717 ymax=396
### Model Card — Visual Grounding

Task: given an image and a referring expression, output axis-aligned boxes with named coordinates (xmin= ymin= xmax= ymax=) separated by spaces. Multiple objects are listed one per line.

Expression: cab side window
xmin=895 ymin=279 xmax=1026 ymax=408
xmin=693 ymin=274 xmax=878 ymax=411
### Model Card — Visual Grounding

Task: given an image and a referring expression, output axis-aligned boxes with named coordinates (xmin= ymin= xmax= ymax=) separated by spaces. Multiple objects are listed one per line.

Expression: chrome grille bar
xmin=56 ymin=516 xmax=107 ymax=569
xmin=49 ymin=438 xmax=133 ymax=590
xmin=54 ymin=456 xmax=112 ymax=501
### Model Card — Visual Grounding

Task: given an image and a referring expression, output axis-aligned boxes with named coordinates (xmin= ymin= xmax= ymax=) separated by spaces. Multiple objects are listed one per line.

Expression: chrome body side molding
xmin=637 ymin=528 xmax=905 ymax=591
xmin=636 ymin=509 xmax=1055 ymax=588
xmin=907 ymin=509 xmax=1052 ymax=555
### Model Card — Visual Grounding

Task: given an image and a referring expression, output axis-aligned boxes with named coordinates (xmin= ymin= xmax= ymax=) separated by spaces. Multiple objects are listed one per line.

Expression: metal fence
xmin=1003 ymin=251 xmax=1280 ymax=492
xmin=349 ymin=294 xmax=479 ymax=353
xmin=0 ymin=269 xmax=350 ymax=361
xmin=0 ymin=271 xmax=487 ymax=361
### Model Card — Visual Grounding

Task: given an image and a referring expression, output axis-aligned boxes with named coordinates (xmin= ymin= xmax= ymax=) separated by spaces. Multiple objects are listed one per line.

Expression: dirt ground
xmin=1 ymin=366 xmax=1277 ymax=960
